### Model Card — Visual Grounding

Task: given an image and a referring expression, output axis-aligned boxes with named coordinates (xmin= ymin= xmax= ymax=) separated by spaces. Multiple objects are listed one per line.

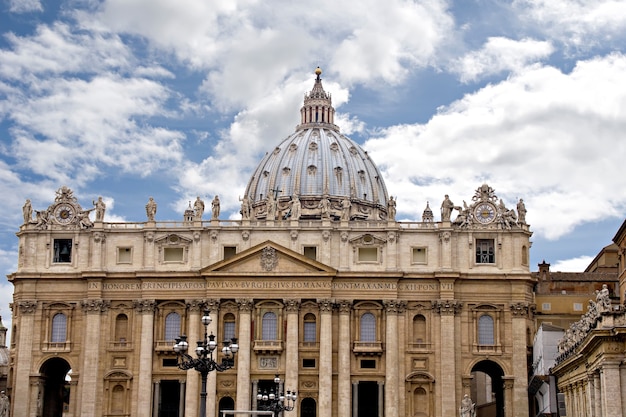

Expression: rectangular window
xmin=303 ymin=246 xmax=317 ymax=261
xmin=358 ymin=247 xmax=378 ymax=262
xmin=573 ymin=303 xmax=583 ymax=311
xmin=53 ymin=239 xmax=72 ymax=263
xmin=163 ymin=247 xmax=184 ymax=262
xmin=475 ymin=239 xmax=495 ymax=264
xmin=412 ymin=247 xmax=427 ymax=264
xmin=542 ymin=303 xmax=551 ymax=311
xmin=162 ymin=359 xmax=178 ymax=367
xmin=360 ymin=359 xmax=376 ymax=369
xmin=117 ymin=247 xmax=132 ymax=264
xmin=302 ymin=358 xmax=316 ymax=368
xmin=223 ymin=246 xmax=237 ymax=260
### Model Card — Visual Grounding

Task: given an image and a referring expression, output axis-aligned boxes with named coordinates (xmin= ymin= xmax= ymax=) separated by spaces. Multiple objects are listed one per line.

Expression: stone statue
xmin=193 ymin=197 xmax=205 ymax=220
xmin=0 ymin=390 xmax=9 ymax=417
xmin=77 ymin=210 xmax=94 ymax=229
xmin=22 ymin=199 xmax=33 ymax=224
xmin=266 ymin=194 xmax=276 ymax=220
xmin=290 ymin=194 xmax=301 ymax=220
xmin=459 ymin=394 xmax=475 ymax=417
xmin=517 ymin=198 xmax=526 ymax=224
xmin=319 ymin=195 xmax=330 ymax=219
xmin=211 ymin=196 xmax=220 ymax=219
xmin=240 ymin=195 xmax=251 ymax=220
xmin=341 ymin=196 xmax=351 ymax=221
xmin=145 ymin=197 xmax=157 ymax=221
xmin=93 ymin=196 xmax=106 ymax=222
xmin=596 ymin=284 xmax=611 ymax=313
xmin=387 ymin=196 xmax=396 ymax=220
xmin=441 ymin=194 xmax=454 ymax=222
xmin=35 ymin=209 xmax=49 ymax=229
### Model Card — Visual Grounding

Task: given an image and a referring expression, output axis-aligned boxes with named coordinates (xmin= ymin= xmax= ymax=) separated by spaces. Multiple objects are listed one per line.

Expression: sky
xmin=1 ymin=0 xmax=626 ymax=343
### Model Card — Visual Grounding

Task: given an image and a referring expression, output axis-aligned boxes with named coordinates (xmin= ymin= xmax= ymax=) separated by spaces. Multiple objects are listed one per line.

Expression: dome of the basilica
xmin=243 ymin=68 xmax=390 ymax=221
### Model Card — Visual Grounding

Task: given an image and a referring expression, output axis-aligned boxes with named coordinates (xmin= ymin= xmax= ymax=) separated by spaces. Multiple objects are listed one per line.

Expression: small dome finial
xmin=315 ymin=66 xmax=322 ymax=76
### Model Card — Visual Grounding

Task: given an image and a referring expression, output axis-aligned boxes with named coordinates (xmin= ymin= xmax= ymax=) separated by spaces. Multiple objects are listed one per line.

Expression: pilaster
xmin=13 ymin=300 xmax=37 ymax=417
xmin=80 ymin=299 xmax=110 ymax=416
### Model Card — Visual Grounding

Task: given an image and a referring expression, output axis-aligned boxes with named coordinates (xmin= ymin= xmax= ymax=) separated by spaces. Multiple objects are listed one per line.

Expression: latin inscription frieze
xmin=91 ymin=280 xmax=451 ymax=293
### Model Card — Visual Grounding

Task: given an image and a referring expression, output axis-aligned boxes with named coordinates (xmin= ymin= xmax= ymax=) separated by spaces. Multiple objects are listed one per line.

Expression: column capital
xmin=185 ymin=299 xmax=205 ymax=311
xmin=317 ymin=299 xmax=334 ymax=313
xmin=133 ymin=299 xmax=156 ymax=314
xmin=384 ymin=299 xmax=407 ymax=314
xmin=502 ymin=376 xmax=515 ymax=390
xmin=237 ymin=298 xmax=254 ymax=312
xmin=336 ymin=299 xmax=353 ymax=314
xmin=431 ymin=299 xmax=462 ymax=315
xmin=81 ymin=299 xmax=110 ymax=313
xmin=284 ymin=299 xmax=301 ymax=312
xmin=510 ymin=302 xmax=534 ymax=317
xmin=204 ymin=298 xmax=221 ymax=312
xmin=17 ymin=300 xmax=37 ymax=314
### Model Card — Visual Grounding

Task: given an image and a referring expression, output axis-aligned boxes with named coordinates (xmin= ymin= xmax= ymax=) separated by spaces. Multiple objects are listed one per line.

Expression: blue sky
xmin=1 ymin=0 xmax=626 ymax=341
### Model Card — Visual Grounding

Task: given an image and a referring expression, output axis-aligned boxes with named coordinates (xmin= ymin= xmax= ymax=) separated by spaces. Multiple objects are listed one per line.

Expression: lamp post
xmin=173 ymin=310 xmax=238 ymax=417
xmin=256 ymin=374 xmax=297 ymax=417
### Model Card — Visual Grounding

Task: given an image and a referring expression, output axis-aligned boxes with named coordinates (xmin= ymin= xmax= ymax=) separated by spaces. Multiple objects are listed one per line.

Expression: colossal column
xmin=135 ymin=299 xmax=156 ymax=417
xmin=510 ymin=303 xmax=531 ymax=416
xmin=236 ymin=299 xmax=254 ymax=411
xmin=80 ymin=299 xmax=109 ymax=415
xmin=432 ymin=298 xmax=461 ymax=417
xmin=337 ymin=300 xmax=352 ymax=417
xmin=383 ymin=300 xmax=400 ymax=417
xmin=284 ymin=299 xmax=300 ymax=417
xmin=318 ymin=299 xmax=333 ymax=417
xmin=12 ymin=301 xmax=37 ymax=417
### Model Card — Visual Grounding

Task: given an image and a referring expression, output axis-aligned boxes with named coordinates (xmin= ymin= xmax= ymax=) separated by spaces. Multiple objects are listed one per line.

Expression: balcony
xmin=42 ymin=341 xmax=71 ymax=352
xmin=253 ymin=340 xmax=283 ymax=354
xmin=353 ymin=341 xmax=383 ymax=356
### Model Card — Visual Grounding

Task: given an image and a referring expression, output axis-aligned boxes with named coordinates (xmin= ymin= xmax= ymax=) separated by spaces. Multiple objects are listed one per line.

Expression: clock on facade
xmin=474 ymin=203 xmax=496 ymax=224
xmin=54 ymin=204 xmax=75 ymax=224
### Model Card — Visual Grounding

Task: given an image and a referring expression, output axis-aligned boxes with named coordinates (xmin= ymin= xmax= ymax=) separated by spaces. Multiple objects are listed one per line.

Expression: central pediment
xmin=201 ymin=240 xmax=337 ymax=275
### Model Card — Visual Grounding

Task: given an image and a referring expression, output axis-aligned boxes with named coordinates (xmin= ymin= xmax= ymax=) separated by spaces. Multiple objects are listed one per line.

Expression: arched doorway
xmin=40 ymin=358 xmax=71 ymax=417
xmin=470 ymin=360 xmax=504 ymax=417
xmin=218 ymin=396 xmax=235 ymax=417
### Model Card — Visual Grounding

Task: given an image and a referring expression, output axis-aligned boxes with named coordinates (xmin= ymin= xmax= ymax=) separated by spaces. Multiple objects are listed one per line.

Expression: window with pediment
xmin=352 ymin=302 xmax=383 ymax=355
xmin=470 ymin=304 xmax=503 ymax=354
xmin=155 ymin=301 xmax=186 ymax=352
xmin=350 ymin=234 xmax=386 ymax=264
xmin=155 ymin=234 xmax=192 ymax=264
xmin=253 ymin=300 xmax=284 ymax=354
xmin=43 ymin=302 xmax=75 ymax=351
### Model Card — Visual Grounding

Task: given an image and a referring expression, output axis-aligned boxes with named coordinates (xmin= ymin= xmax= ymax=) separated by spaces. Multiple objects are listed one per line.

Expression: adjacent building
xmin=8 ymin=68 xmax=536 ymax=417
xmin=549 ymin=220 xmax=626 ymax=417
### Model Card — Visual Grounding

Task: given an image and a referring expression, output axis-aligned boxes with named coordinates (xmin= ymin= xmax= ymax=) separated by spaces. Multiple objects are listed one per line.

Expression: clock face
xmin=474 ymin=203 xmax=496 ymax=224
xmin=54 ymin=204 xmax=75 ymax=224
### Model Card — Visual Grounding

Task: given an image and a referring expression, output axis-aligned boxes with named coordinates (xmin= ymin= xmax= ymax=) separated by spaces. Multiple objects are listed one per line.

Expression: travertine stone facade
xmin=8 ymin=69 xmax=536 ymax=417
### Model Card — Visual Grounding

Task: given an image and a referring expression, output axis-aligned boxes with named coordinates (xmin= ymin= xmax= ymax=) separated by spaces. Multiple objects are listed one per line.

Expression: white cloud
xmin=514 ymin=0 xmax=626 ymax=49
xmin=551 ymin=256 xmax=594 ymax=272
xmin=7 ymin=0 xmax=42 ymax=13
xmin=364 ymin=53 xmax=626 ymax=240
xmin=453 ymin=37 xmax=554 ymax=82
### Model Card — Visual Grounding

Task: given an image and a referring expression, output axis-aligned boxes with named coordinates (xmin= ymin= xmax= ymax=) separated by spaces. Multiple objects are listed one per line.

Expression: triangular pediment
xmin=201 ymin=240 xmax=336 ymax=275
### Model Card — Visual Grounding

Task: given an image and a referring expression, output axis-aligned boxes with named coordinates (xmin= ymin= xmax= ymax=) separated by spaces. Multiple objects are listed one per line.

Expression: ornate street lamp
xmin=174 ymin=310 xmax=238 ymax=417
xmin=256 ymin=374 xmax=297 ymax=416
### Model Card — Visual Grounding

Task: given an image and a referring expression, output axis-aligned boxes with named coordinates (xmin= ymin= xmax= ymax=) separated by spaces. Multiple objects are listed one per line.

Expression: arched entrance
xmin=470 ymin=360 xmax=504 ymax=417
xmin=39 ymin=358 xmax=71 ymax=417
xmin=218 ymin=396 xmax=235 ymax=417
